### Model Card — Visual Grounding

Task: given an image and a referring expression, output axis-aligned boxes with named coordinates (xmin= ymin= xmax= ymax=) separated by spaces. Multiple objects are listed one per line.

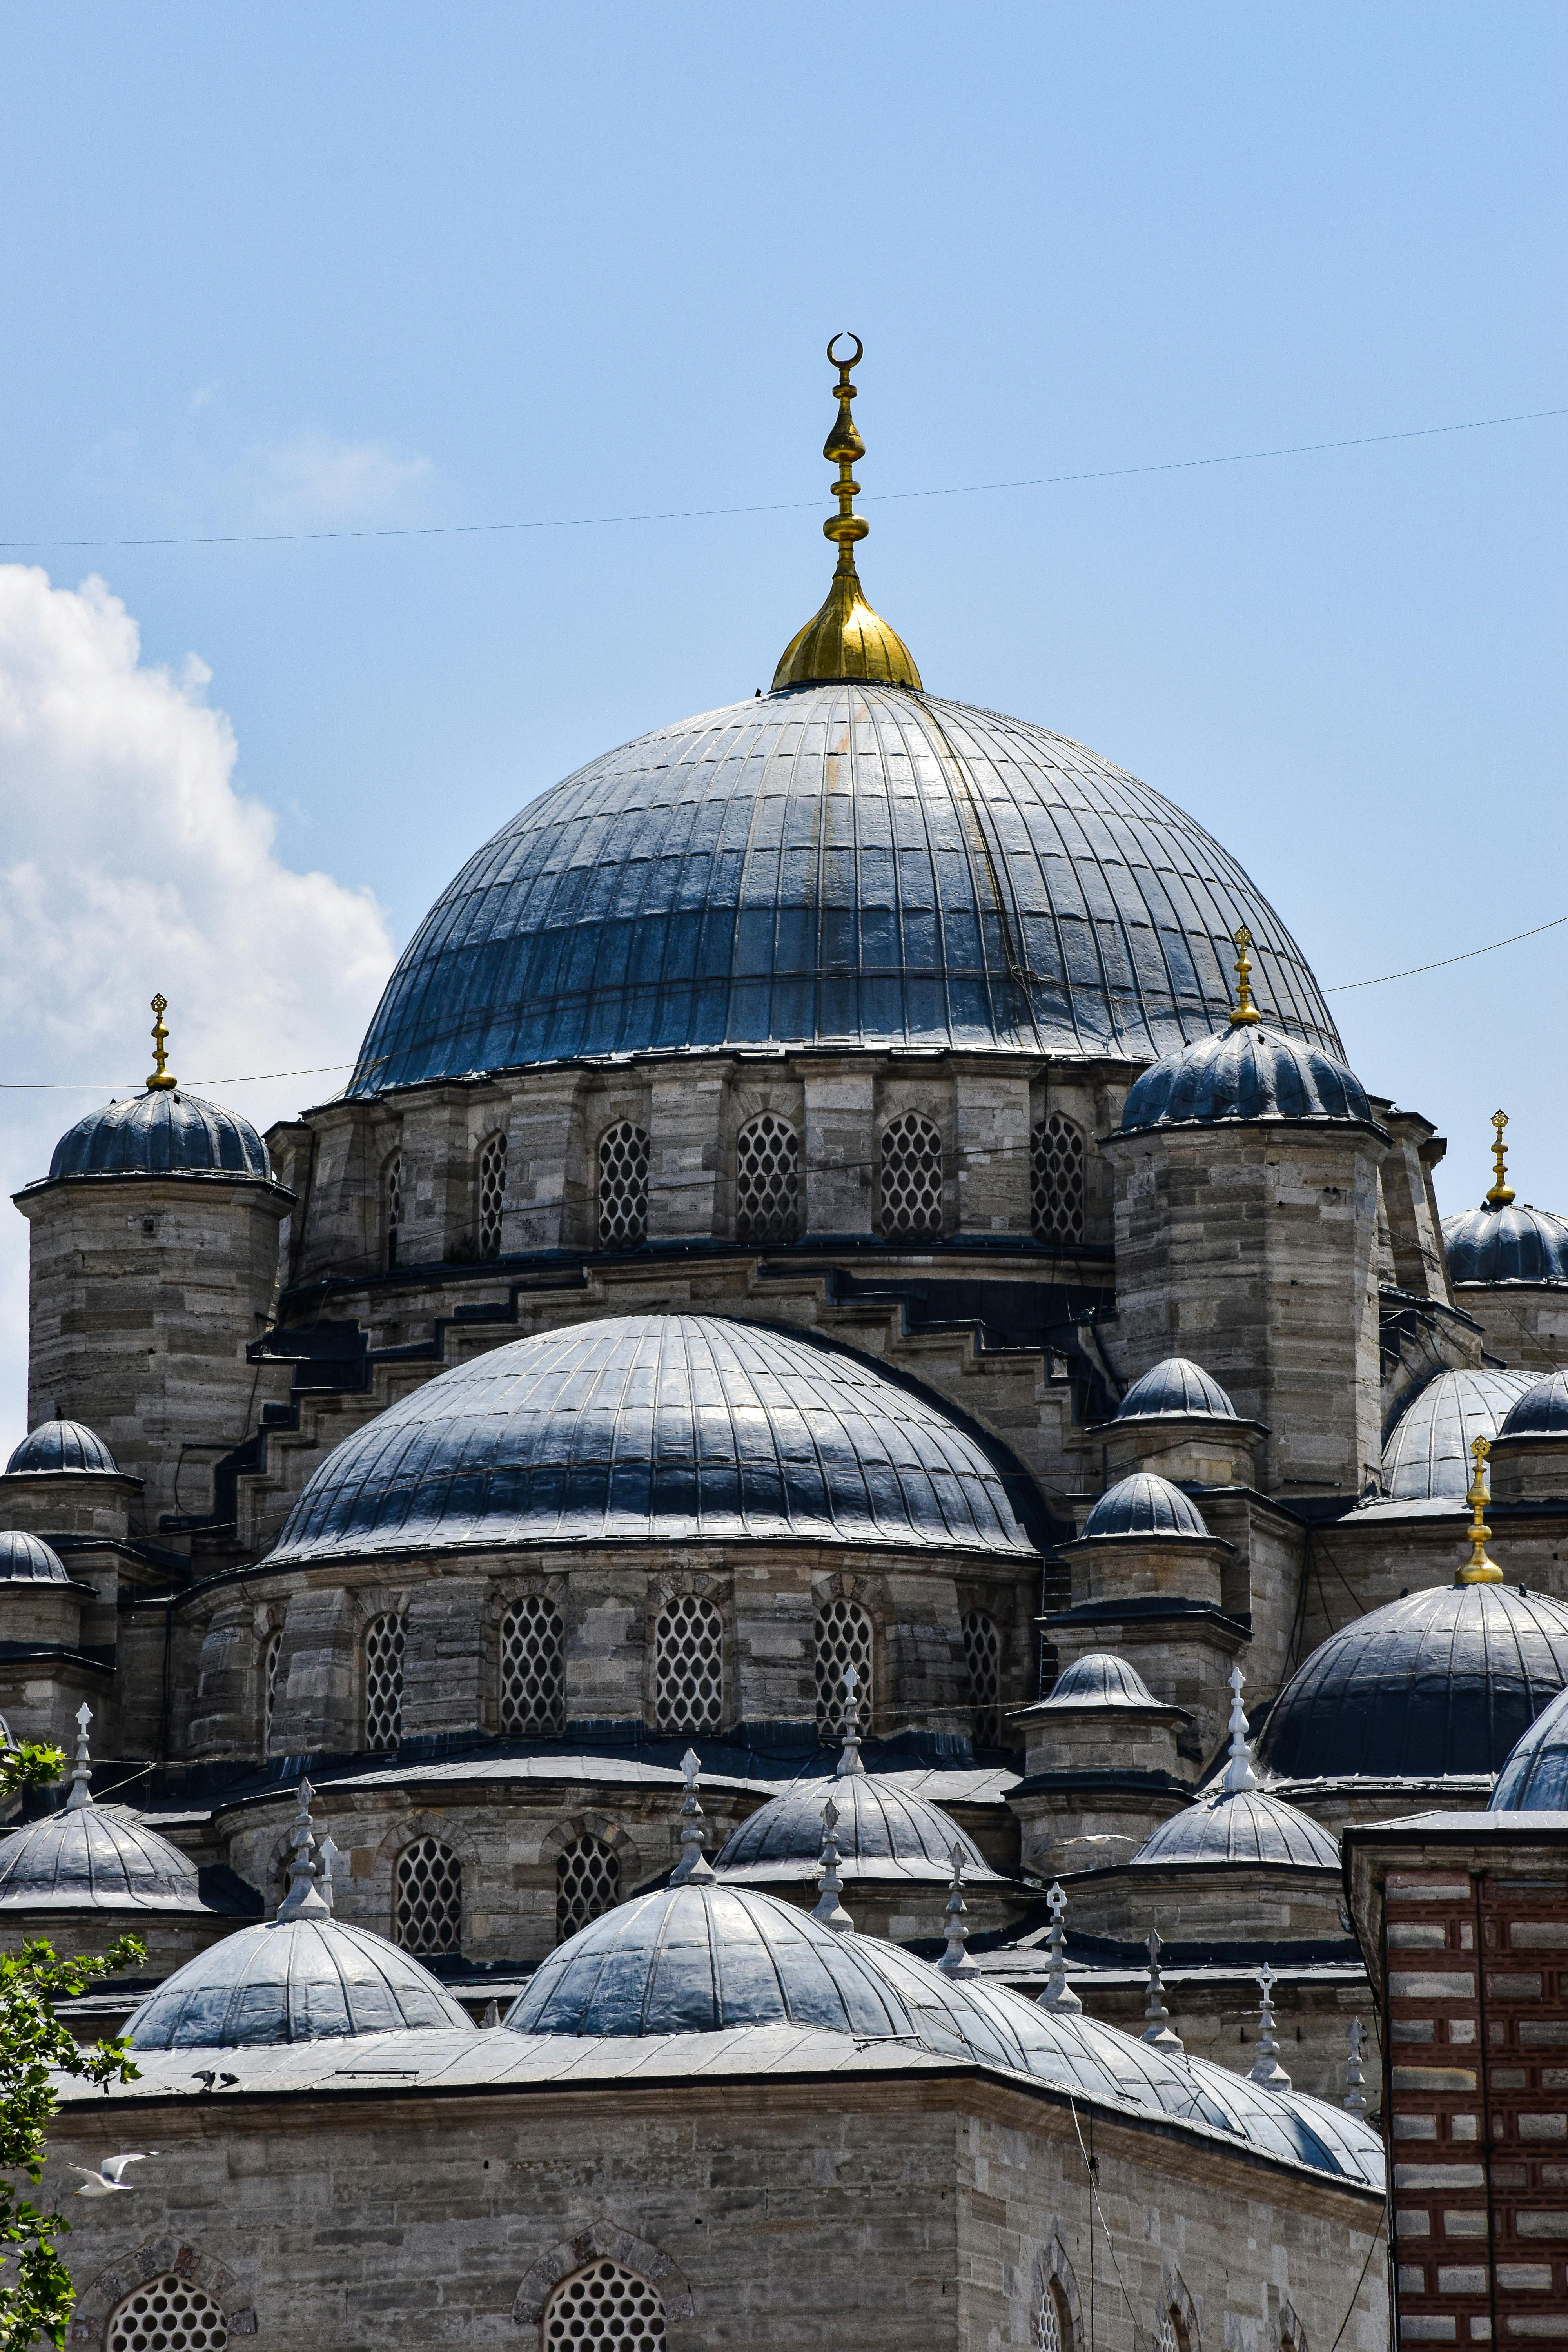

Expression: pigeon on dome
xmin=1116 ymin=1360 xmax=1238 ymax=1422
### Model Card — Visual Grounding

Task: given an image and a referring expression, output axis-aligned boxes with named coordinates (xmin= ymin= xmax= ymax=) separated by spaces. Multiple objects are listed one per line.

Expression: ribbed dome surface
xmin=347 ymin=683 xmax=1340 ymax=1091
xmin=268 ymin=1314 xmax=1034 ymax=1566
xmin=1492 ymin=1682 xmax=1568 ymax=1810
xmin=0 ymin=1806 xmax=201 ymax=1909
xmin=1444 ymin=1203 xmax=1568 ymax=1287
xmin=1382 ymin=1368 xmax=1536 ymax=1501
xmin=1038 ymin=1653 xmax=1178 ymax=1711
xmin=44 ymin=1089 xmax=270 ymax=1183
xmin=0 ymin=1531 xmax=69 ymax=1583
xmin=713 ymin=1775 xmax=998 ymax=1884
xmin=1081 ymin=1472 xmax=1210 ymax=1541
xmin=5 ymin=1420 xmax=120 ymax=1476
xmin=1501 ymin=1372 xmax=1568 ymax=1439
xmin=1256 ymin=1583 xmax=1568 ymax=1786
xmin=126 ymin=1918 xmax=473 ymax=2047
xmin=1133 ymin=1788 xmax=1340 ymax=1870
xmin=1116 ymin=1358 xmax=1237 ymax=1420
xmin=1119 ymin=1024 xmax=1372 ymax=1135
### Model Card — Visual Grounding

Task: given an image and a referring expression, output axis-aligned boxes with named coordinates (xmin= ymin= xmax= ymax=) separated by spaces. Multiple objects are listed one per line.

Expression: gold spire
xmin=770 ymin=335 xmax=922 ymax=693
xmin=1486 ymin=1109 xmax=1515 ymax=1207
xmin=1229 ymin=926 xmax=1262 ymax=1028
xmin=146 ymin=994 xmax=177 ymax=1091
xmin=1456 ymin=1434 xmax=1503 ymax=1584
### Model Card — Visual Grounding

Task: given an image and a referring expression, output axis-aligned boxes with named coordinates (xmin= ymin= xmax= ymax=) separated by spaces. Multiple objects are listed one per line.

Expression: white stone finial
xmin=1249 ymin=1963 xmax=1292 ymax=2090
xmin=810 ymin=1797 xmax=854 ymax=1933
xmin=1222 ymin=1663 xmax=1258 ymax=1797
xmin=836 ymin=1663 xmax=865 ymax=1779
xmin=480 ymin=2000 xmax=501 ymax=2029
xmin=1344 ymin=2016 xmax=1368 ymax=2113
xmin=669 ymin=1748 xmax=716 ymax=1887
xmin=276 ymin=1779 xmax=331 ymax=1922
xmin=317 ymin=1832 xmax=339 ymax=1914
xmin=936 ymin=1842 xmax=980 ymax=1978
xmin=1141 ymin=1926 xmax=1183 ymax=2053
xmin=64 ymin=1702 xmax=94 ymax=1812
xmin=1037 ymin=1880 xmax=1082 ymax=2014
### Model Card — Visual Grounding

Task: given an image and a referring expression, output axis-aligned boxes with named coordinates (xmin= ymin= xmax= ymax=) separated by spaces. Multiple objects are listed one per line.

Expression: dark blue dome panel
xmin=0 ymin=1532 xmax=68 ymax=1584
xmin=5 ymin=1420 xmax=120 ymax=1477
xmin=1492 ymin=1683 xmax=1568 ymax=1810
xmin=1501 ymin=1372 xmax=1568 ymax=1439
xmin=1119 ymin=1024 xmax=1371 ymax=1135
xmin=1443 ymin=1203 xmax=1568 ymax=1287
xmin=1081 ymin=1471 xmax=1210 ymax=1541
xmin=1382 ymin=1369 xmax=1536 ymax=1501
xmin=45 ymin=1090 xmax=270 ymax=1183
xmin=1117 ymin=1358 xmax=1237 ymax=1420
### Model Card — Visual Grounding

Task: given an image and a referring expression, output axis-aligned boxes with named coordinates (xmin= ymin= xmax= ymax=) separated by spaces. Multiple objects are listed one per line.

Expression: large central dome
xmin=350 ymin=682 xmax=1340 ymax=1093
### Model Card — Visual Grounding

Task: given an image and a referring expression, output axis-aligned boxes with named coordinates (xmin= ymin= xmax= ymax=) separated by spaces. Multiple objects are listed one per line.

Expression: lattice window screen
xmin=879 ymin=1112 xmax=944 ymax=1239
xmin=814 ymin=1599 xmax=873 ymax=1739
xmin=1031 ymin=1112 xmax=1087 ymax=1244
xmin=555 ymin=1832 xmax=620 ymax=1941
xmin=735 ymin=1112 xmax=800 ymax=1245
xmin=394 ymin=1835 xmax=462 ymax=1955
xmin=544 ymin=2263 xmax=666 ymax=2352
xmin=477 ymin=1132 xmax=508 ymax=1258
xmin=1156 ymin=2312 xmax=1188 ymax=2352
xmin=963 ymin=1609 xmax=1002 ymax=1745
xmin=500 ymin=1593 xmax=566 ymax=1735
xmin=109 ymin=2276 xmax=228 ymax=2352
xmin=364 ymin=1610 xmax=406 ymax=1750
xmin=597 ymin=1121 xmax=650 ymax=1246
xmin=653 ymin=1593 xmax=724 ymax=1734
xmin=385 ymin=1151 xmax=405 ymax=1267
xmin=261 ymin=1628 xmax=282 ymax=1755
xmin=1035 ymin=2284 xmax=1065 ymax=2352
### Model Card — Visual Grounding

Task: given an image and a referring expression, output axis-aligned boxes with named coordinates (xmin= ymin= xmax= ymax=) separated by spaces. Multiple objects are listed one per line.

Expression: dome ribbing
xmin=1116 ymin=1359 xmax=1237 ymax=1420
xmin=1081 ymin=1472 xmax=1210 ymax=1541
xmin=1119 ymin=1023 xmax=1372 ymax=1136
xmin=1382 ymin=1369 xmax=1536 ymax=1502
xmin=5 ymin=1420 xmax=120 ymax=1477
xmin=42 ymin=1089 xmax=270 ymax=1184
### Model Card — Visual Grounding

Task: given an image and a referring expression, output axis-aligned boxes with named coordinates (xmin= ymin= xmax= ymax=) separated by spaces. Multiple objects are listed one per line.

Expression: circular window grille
xmin=384 ymin=1149 xmax=405 ymax=1267
xmin=500 ymin=1593 xmax=566 ymax=1735
xmin=1031 ymin=1112 xmax=1086 ymax=1244
xmin=653 ymin=1593 xmax=724 ymax=1734
xmin=108 ymin=2275 xmax=228 ymax=2352
xmin=814 ymin=1598 xmax=873 ymax=1739
xmin=394 ymin=1834 xmax=462 ymax=1955
xmin=261 ymin=1628 xmax=282 ymax=1756
xmin=363 ymin=1610 xmax=405 ymax=1751
xmin=556 ymin=1831 xmax=621 ymax=1941
xmin=544 ymin=2261 xmax=666 ymax=2352
xmin=597 ymin=1121 xmax=650 ymax=1247
xmin=963 ymin=1609 xmax=1002 ymax=1745
xmin=879 ymin=1112 xmax=943 ymax=1240
xmin=735 ymin=1111 xmax=800 ymax=1245
xmin=477 ymin=1131 xmax=508 ymax=1258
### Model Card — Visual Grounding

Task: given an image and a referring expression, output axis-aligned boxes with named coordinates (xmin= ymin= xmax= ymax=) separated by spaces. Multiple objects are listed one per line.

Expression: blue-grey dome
xmin=1491 ymin=1682 xmax=1568 ymax=1810
xmin=0 ymin=1531 xmax=68 ymax=1583
xmin=43 ymin=1089 xmax=270 ymax=1184
xmin=125 ymin=1917 xmax=473 ymax=2047
xmin=1382 ymin=1368 xmax=1536 ymax=1501
xmin=347 ymin=683 xmax=1341 ymax=1091
xmin=1501 ymin=1371 xmax=1568 ymax=1439
xmin=0 ymin=1804 xmax=201 ymax=1910
xmin=1256 ymin=1582 xmax=1568 ymax=1788
xmin=5 ymin=1420 xmax=120 ymax=1477
xmin=1444 ymin=1203 xmax=1568 ymax=1287
xmin=1036 ymin=1653 xmax=1174 ymax=1711
xmin=1116 ymin=1359 xmax=1237 ymax=1421
xmin=268 ymin=1314 xmax=1035 ymax=1567
xmin=1119 ymin=1023 xmax=1372 ymax=1136
xmin=713 ymin=1775 xmax=999 ymax=1886
xmin=1080 ymin=1472 xmax=1210 ymax=1541
xmin=1132 ymin=1787 xmax=1340 ymax=1870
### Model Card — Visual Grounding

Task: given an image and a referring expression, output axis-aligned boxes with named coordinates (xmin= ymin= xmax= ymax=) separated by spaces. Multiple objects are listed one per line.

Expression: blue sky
xmin=0 ymin=3 xmax=1563 ymax=1439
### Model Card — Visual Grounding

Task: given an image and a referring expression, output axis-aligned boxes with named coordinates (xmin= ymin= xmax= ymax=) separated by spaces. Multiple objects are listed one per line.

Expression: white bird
xmin=70 ymin=2154 xmax=149 ymax=2197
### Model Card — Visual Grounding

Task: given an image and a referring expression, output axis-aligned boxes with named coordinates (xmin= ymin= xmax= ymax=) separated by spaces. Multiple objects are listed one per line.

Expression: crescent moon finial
xmin=826 ymin=331 xmax=864 ymax=372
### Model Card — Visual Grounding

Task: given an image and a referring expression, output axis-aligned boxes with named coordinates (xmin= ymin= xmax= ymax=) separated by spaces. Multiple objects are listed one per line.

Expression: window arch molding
xmin=1157 ymin=2263 xmax=1201 ymax=2352
xmin=513 ymin=2225 xmax=693 ymax=2332
xmin=1275 ymin=2299 xmax=1308 ymax=2352
xmin=75 ymin=2242 xmax=255 ymax=2349
xmin=1031 ymin=2234 xmax=1083 ymax=2352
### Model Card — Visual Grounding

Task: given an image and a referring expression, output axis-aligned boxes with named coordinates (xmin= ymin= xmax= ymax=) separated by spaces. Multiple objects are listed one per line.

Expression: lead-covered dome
xmin=1491 ymin=1681 xmax=1568 ymax=1810
xmin=1501 ymin=1372 xmax=1568 ymax=1439
xmin=1081 ymin=1472 xmax=1210 ymax=1541
xmin=1444 ymin=1202 xmax=1568 ymax=1287
xmin=0 ymin=1804 xmax=202 ymax=1910
xmin=126 ymin=1916 xmax=473 ymax=2047
xmin=0 ymin=1531 xmax=69 ymax=1583
xmin=1132 ymin=1786 xmax=1340 ymax=1870
xmin=5 ymin=1420 xmax=120 ymax=1477
xmin=1116 ymin=1359 xmax=1237 ymax=1420
xmin=713 ymin=1775 xmax=1000 ymax=1886
xmin=1118 ymin=1022 xmax=1372 ymax=1136
xmin=42 ymin=1088 xmax=270 ymax=1183
xmin=267 ymin=1313 xmax=1034 ymax=1567
xmin=1381 ymin=1368 xmax=1536 ymax=1501
xmin=347 ymin=683 xmax=1341 ymax=1092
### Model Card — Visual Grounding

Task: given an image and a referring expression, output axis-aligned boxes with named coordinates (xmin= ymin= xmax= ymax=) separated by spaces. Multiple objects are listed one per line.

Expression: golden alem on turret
xmin=1486 ymin=1109 xmax=1515 ymax=1207
xmin=771 ymin=335 xmax=922 ymax=693
xmin=1229 ymin=926 xmax=1263 ymax=1028
xmin=146 ymin=993 xmax=177 ymax=1092
xmin=1457 ymin=1434 xmax=1504 ymax=1584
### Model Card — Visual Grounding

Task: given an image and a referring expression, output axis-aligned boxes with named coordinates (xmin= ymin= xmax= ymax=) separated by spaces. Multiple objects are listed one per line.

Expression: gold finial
xmin=1229 ymin=926 xmax=1262 ymax=1028
xmin=771 ymin=335 xmax=922 ymax=693
xmin=1486 ymin=1109 xmax=1515 ymax=1208
xmin=1456 ymin=1434 xmax=1503 ymax=1584
xmin=146 ymin=994 xmax=177 ymax=1091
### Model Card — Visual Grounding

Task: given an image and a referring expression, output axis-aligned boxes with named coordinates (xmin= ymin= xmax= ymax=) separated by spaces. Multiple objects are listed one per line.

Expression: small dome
xmin=268 ymin=1314 xmax=1034 ymax=1567
xmin=1492 ymin=1682 xmax=1568 ymax=1810
xmin=713 ymin=1775 xmax=999 ymax=1886
xmin=1444 ymin=1202 xmax=1568 ymax=1288
xmin=42 ymin=1089 xmax=270 ymax=1184
xmin=1500 ymin=1370 xmax=1568 ymax=1439
xmin=1256 ymin=1582 xmax=1568 ymax=1787
xmin=5 ymin=1420 xmax=120 ymax=1477
xmin=1382 ymin=1368 xmax=1536 ymax=1501
xmin=0 ymin=1531 xmax=69 ymax=1583
xmin=1116 ymin=1359 xmax=1237 ymax=1421
xmin=1132 ymin=1787 xmax=1340 ymax=1870
xmin=1037 ymin=1654 xmax=1174 ymax=1711
xmin=125 ymin=1917 xmax=473 ymax=2047
xmin=1119 ymin=1023 xmax=1372 ymax=1137
xmin=1081 ymin=1472 xmax=1210 ymax=1541
xmin=0 ymin=1805 xmax=201 ymax=1909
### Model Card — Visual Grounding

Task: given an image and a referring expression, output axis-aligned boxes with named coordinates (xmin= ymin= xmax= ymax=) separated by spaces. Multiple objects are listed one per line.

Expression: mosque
xmin=7 ymin=339 xmax=1568 ymax=2351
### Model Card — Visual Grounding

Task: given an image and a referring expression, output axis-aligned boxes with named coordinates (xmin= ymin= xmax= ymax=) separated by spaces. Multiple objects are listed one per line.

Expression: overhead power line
xmin=1323 ymin=910 xmax=1568 ymax=992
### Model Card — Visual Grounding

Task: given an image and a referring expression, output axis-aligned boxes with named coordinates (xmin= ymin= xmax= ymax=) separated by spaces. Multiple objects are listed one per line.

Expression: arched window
xmin=556 ymin=1831 xmax=620 ymax=1941
xmin=261 ymin=1627 xmax=282 ymax=1757
xmin=1035 ymin=2282 xmax=1068 ymax=2352
xmin=384 ymin=1149 xmax=405 ymax=1269
xmin=477 ymin=1131 xmax=508 ymax=1258
xmin=963 ymin=1608 xmax=1002 ymax=1745
xmin=394 ymin=1835 xmax=462 ymax=1955
xmin=363 ymin=1610 xmax=406 ymax=1751
xmin=735 ymin=1112 xmax=800 ymax=1245
xmin=500 ymin=1593 xmax=566 ymax=1736
xmin=544 ymin=2263 xmax=666 ymax=2352
xmin=880 ymin=1111 xmax=944 ymax=1240
xmin=814 ymin=1598 xmax=873 ymax=1740
xmin=598 ymin=1120 xmax=650 ymax=1247
xmin=109 ymin=2274 xmax=228 ymax=2352
xmin=1157 ymin=2309 xmax=1192 ymax=2352
xmin=653 ymin=1593 xmax=724 ymax=1734
xmin=1031 ymin=1112 xmax=1087 ymax=1244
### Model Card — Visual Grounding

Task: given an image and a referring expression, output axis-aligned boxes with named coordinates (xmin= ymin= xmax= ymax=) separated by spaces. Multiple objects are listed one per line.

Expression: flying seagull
xmin=71 ymin=2154 xmax=149 ymax=2197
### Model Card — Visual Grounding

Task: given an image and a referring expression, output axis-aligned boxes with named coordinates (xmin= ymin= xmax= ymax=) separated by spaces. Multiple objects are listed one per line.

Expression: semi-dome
xmin=1501 ymin=1371 xmax=1568 ymax=1439
xmin=1256 ymin=1582 xmax=1568 ymax=1788
xmin=1444 ymin=1202 xmax=1568 ymax=1287
xmin=126 ymin=1916 xmax=473 ymax=2047
xmin=1491 ymin=1681 xmax=1568 ymax=1811
xmin=0 ymin=1530 xmax=69 ymax=1583
xmin=41 ymin=1088 xmax=270 ymax=1185
xmin=346 ymin=683 xmax=1341 ymax=1093
xmin=1132 ymin=1787 xmax=1340 ymax=1870
xmin=1381 ymin=1368 xmax=1536 ymax=1502
xmin=713 ymin=1775 xmax=1000 ymax=1886
xmin=267 ymin=1313 xmax=1035 ymax=1567
xmin=5 ymin=1419 xmax=120 ymax=1476
xmin=1036 ymin=1653 xmax=1175 ymax=1711
xmin=1116 ymin=1359 xmax=1237 ymax=1421
xmin=0 ymin=1803 xmax=202 ymax=1910
xmin=1080 ymin=1472 xmax=1210 ymax=1541
xmin=1119 ymin=1022 xmax=1372 ymax=1136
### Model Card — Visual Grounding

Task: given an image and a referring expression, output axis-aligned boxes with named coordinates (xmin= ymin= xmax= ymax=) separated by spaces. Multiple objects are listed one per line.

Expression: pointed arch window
xmin=556 ymin=1832 xmax=620 ymax=1941
xmin=477 ymin=1131 xmax=508 ymax=1258
xmin=544 ymin=2263 xmax=666 ymax=2352
xmin=653 ymin=1594 xmax=723 ymax=1734
xmin=261 ymin=1628 xmax=282 ymax=1757
xmin=394 ymin=1835 xmax=462 ymax=1955
xmin=364 ymin=1610 xmax=406 ymax=1750
xmin=1031 ymin=1112 xmax=1086 ymax=1244
xmin=109 ymin=2276 xmax=228 ymax=2352
xmin=963 ymin=1608 xmax=1002 ymax=1745
xmin=880 ymin=1112 xmax=943 ymax=1240
xmin=384 ymin=1149 xmax=405 ymax=1269
xmin=500 ymin=1593 xmax=566 ymax=1736
xmin=814 ymin=1599 xmax=873 ymax=1740
xmin=598 ymin=1121 xmax=650 ymax=1247
xmin=735 ymin=1112 xmax=800 ymax=1244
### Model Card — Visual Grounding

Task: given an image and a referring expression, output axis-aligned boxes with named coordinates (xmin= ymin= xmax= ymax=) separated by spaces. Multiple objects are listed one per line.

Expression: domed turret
xmin=1491 ymin=1679 xmax=1568 ymax=1811
xmin=1081 ymin=1472 xmax=1210 ymax=1542
xmin=1133 ymin=1670 xmax=1340 ymax=1872
xmin=1445 ymin=1202 xmax=1568 ymax=1287
xmin=1117 ymin=1360 xmax=1237 ymax=1420
xmin=5 ymin=1420 xmax=120 ymax=1477
xmin=1501 ymin=1371 xmax=1568 ymax=1437
xmin=1037 ymin=1653 xmax=1175 ymax=1711
xmin=1381 ymin=1367 xmax=1535 ymax=1501
xmin=1119 ymin=1025 xmax=1373 ymax=1136
xmin=1491 ymin=1370 xmax=1568 ymax=1505
xmin=46 ymin=1089 xmax=269 ymax=1184
xmin=0 ymin=1531 xmax=69 ymax=1583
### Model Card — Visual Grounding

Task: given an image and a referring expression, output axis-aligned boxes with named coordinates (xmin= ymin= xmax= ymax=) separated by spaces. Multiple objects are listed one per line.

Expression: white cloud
xmin=250 ymin=430 xmax=432 ymax=527
xmin=0 ymin=563 xmax=395 ymax=1453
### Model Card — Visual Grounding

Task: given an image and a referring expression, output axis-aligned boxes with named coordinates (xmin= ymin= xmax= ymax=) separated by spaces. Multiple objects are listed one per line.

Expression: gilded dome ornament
xmin=1457 ymin=1435 xmax=1503 ymax=1585
xmin=146 ymin=994 xmax=177 ymax=1092
xmin=1229 ymin=927 xmax=1263 ymax=1028
xmin=1486 ymin=1109 xmax=1515 ymax=1207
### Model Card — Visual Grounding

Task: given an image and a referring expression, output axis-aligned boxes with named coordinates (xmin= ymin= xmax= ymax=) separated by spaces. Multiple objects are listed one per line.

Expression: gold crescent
xmin=826 ymin=332 xmax=864 ymax=371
